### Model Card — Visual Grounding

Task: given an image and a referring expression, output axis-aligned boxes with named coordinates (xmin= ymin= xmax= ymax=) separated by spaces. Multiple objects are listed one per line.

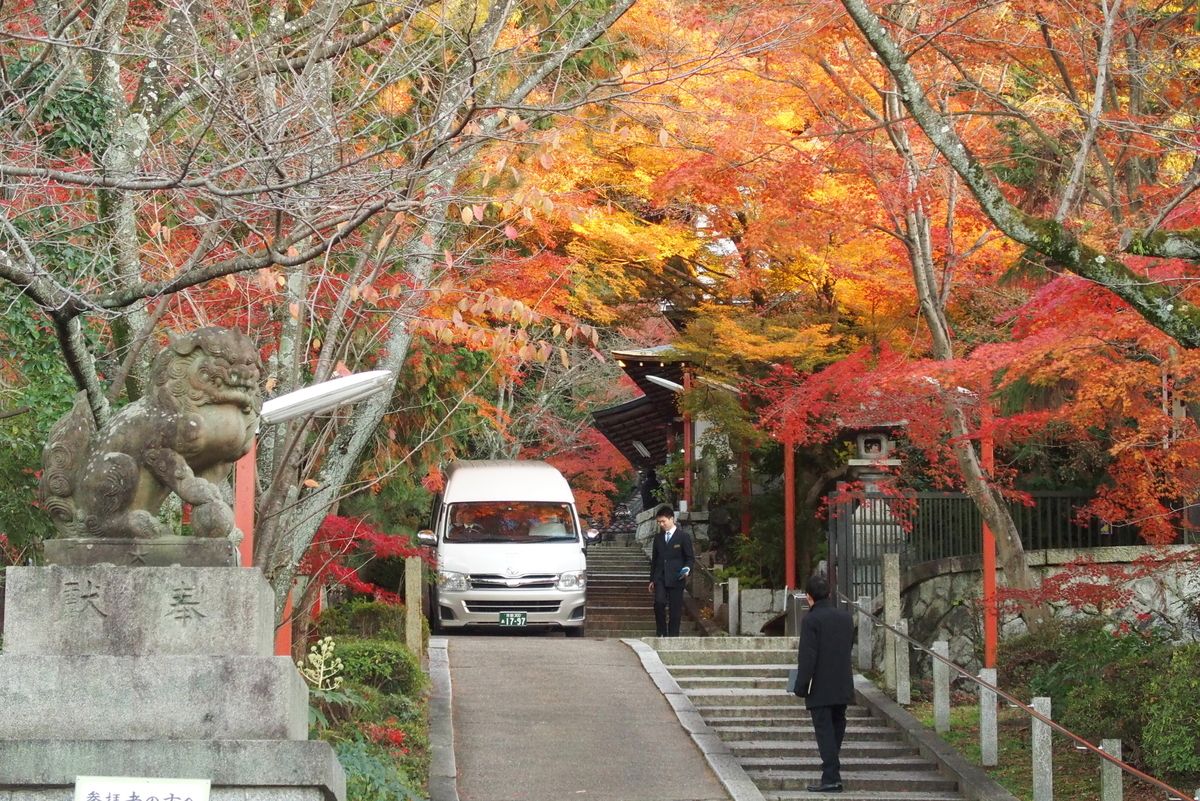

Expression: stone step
xmin=710 ymin=725 xmax=904 ymax=743
xmin=586 ymin=587 xmax=653 ymax=594
xmin=684 ymin=688 xmax=808 ymax=706
xmin=586 ymin=622 xmax=660 ymax=632
xmin=586 ymin=587 xmax=652 ymax=594
xmin=702 ymin=715 xmax=880 ymax=729
xmin=747 ymin=770 xmax=957 ymax=793
xmin=586 ymin=632 xmax=701 ymax=640
xmin=700 ymin=709 xmax=883 ymax=729
xmin=648 ymin=636 xmax=798 ymax=650
xmin=764 ymin=791 xmax=963 ymax=801
xmin=669 ymin=664 xmax=797 ymax=677
xmin=584 ymin=612 xmax=658 ymax=622
xmin=676 ymin=676 xmax=792 ymax=690
xmin=659 ymin=649 xmax=796 ymax=666
xmin=727 ymin=740 xmax=917 ymax=759
xmin=739 ymin=755 xmax=935 ymax=772
xmin=698 ymin=709 xmax=815 ymax=723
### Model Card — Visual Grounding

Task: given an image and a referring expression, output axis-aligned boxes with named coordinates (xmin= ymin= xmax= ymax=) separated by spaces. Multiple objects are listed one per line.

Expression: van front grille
xmin=468 ymin=573 xmax=557 ymax=589
xmin=465 ymin=600 xmax=562 ymax=613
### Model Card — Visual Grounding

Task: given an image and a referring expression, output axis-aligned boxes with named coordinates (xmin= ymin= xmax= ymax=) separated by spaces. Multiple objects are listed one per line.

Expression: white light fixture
xmin=631 ymin=440 xmax=652 ymax=459
xmin=644 ymin=374 xmax=684 ymax=393
xmin=260 ymin=370 xmax=394 ymax=425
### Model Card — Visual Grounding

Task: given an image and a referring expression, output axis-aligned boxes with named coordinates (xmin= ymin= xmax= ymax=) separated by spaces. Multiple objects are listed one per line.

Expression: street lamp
xmin=645 ymin=374 xmax=684 ymax=393
xmin=234 ymin=370 xmax=394 ymax=657
xmin=235 ymin=369 xmax=395 ymax=564
xmin=259 ymin=370 xmax=393 ymax=425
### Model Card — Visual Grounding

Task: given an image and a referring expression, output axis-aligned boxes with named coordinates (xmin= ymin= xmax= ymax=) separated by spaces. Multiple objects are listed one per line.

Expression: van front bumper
xmin=436 ymin=587 xmax=586 ymax=629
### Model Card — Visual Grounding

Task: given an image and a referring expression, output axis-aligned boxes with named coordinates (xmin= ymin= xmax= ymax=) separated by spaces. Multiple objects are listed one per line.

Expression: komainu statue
xmin=40 ymin=327 xmax=262 ymax=540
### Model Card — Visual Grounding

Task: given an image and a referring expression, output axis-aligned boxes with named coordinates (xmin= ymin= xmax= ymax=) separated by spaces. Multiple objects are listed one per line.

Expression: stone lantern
xmin=847 ymin=429 xmax=902 ymax=490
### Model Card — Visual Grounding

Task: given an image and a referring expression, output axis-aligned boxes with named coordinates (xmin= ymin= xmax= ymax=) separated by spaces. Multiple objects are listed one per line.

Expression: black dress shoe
xmin=805 ymin=783 xmax=843 ymax=793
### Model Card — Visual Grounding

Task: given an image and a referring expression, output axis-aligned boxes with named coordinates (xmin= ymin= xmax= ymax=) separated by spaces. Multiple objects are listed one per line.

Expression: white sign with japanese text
xmin=75 ymin=776 xmax=211 ymax=801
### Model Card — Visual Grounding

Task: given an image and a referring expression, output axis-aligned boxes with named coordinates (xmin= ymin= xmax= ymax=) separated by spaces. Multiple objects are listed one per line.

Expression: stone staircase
xmin=584 ymin=541 xmax=700 ymax=638
xmin=649 ymin=637 xmax=963 ymax=801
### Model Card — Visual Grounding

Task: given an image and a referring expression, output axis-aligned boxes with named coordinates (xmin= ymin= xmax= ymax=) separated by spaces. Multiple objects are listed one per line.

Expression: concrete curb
xmin=854 ymin=675 xmax=1020 ymax=801
xmin=622 ymin=638 xmax=766 ymax=801
xmin=427 ymin=638 xmax=459 ymax=801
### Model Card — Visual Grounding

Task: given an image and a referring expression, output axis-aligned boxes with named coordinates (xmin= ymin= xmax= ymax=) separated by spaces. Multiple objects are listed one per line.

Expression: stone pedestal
xmin=0 ymin=564 xmax=344 ymax=801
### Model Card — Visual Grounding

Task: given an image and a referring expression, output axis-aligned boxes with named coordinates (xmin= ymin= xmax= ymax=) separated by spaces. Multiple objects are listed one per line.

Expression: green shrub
xmin=316 ymin=599 xmax=406 ymax=641
xmin=998 ymin=618 xmax=1162 ymax=702
xmin=334 ymin=638 xmax=425 ymax=697
xmin=337 ymin=686 xmax=431 ymax=790
xmin=1142 ymin=644 xmax=1200 ymax=779
xmin=333 ymin=741 xmax=423 ymax=801
xmin=1059 ymin=647 xmax=1173 ymax=767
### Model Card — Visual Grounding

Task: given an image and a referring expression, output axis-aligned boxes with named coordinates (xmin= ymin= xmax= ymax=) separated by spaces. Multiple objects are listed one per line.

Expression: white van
xmin=417 ymin=460 xmax=600 ymax=636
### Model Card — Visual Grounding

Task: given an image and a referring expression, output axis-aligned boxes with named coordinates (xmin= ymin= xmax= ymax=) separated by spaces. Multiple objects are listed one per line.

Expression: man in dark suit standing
xmin=793 ymin=573 xmax=855 ymax=793
xmin=647 ymin=505 xmax=694 ymax=637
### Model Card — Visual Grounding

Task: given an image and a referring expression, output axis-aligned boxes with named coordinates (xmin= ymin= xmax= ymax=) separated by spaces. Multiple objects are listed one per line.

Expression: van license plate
xmin=498 ymin=611 xmax=527 ymax=626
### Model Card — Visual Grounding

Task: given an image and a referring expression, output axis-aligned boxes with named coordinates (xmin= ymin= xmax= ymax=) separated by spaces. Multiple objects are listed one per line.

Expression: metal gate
xmin=827 ymin=491 xmax=916 ymax=606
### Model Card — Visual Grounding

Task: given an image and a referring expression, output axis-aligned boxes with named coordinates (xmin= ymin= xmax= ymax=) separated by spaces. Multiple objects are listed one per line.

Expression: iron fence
xmin=827 ymin=490 xmax=1175 ymax=603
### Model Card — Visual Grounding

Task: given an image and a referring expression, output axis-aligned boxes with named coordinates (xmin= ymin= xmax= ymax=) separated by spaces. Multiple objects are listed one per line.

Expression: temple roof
xmin=593 ymin=346 xmax=688 ymax=469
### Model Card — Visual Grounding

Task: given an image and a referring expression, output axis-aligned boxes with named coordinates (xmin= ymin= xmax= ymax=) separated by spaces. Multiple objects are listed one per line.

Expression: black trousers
xmin=653 ymin=582 xmax=685 ymax=636
xmin=810 ymin=704 xmax=848 ymax=785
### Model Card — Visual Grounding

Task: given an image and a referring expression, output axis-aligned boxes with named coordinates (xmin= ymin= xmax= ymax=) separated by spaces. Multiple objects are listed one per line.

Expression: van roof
xmin=442 ymin=460 xmax=576 ymax=504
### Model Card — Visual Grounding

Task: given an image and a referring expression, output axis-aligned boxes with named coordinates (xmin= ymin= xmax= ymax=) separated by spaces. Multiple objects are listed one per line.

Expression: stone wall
xmin=740 ymin=588 xmax=788 ymax=635
xmin=634 ymin=507 xmax=710 ymax=551
xmin=881 ymin=545 xmax=1200 ymax=677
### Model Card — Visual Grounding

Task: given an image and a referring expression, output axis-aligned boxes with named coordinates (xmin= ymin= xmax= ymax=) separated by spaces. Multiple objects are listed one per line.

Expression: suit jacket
xmin=649 ymin=526 xmax=695 ymax=589
xmin=794 ymin=597 xmax=855 ymax=709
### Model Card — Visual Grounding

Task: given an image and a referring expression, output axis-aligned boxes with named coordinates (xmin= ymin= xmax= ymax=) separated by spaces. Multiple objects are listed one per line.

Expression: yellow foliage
xmin=674 ymin=306 xmax=837 ymax=373
xmin=376 ymin=81 xmax=413 ymax=115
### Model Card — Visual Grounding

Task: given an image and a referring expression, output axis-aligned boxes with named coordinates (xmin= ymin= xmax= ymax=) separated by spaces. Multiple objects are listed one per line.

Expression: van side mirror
xmin=584 ymin=528 xmax=601 ymax=544
xmin=417 ymin=529 xmax=437 ymax=546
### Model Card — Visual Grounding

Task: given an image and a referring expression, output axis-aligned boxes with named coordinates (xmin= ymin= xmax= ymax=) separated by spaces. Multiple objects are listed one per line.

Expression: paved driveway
xmin=449 ymin=633 xmax=730 ymax=801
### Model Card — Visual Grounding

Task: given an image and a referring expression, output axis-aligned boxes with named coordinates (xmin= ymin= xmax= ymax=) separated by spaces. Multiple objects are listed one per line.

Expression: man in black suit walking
xmin=647 ymin=505 xmax=694 ymax=637
xmin=793 ymin=573 xmax=855 ymax=793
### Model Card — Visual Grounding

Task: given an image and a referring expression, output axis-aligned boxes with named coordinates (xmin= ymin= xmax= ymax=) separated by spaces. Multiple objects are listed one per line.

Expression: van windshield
xmin=444 ymin=502 xmax=578 ymax=543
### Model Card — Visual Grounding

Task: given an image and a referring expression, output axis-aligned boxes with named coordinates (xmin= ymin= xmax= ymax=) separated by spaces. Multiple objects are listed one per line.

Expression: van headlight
xmin=556 ymin=570 xmax=586 ymax=591
xmin=438 ymin=571 xmax=470 ymax=592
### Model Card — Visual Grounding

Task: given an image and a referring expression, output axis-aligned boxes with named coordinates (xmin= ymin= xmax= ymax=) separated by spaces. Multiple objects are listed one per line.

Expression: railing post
xmin=1032 ymin=696 xmax=1053 ymax=801
xmin=932 ymin=640 xmax=950 ymax=733
xmin=895 ymin=619 xmax=911 ymax=705
xmin=405 ymin=555 xmax=423 ymax=654
xmin=979 ymin=668 xmax=998 ymax=767
xmin=883 ymin=553 xmax=900 ymax=691
xmin=728 ymin=576 xmax=740 ymax=636
xmin=857 ymin=595 xmax=873 ymax=672
xmin=1100 ymin=738 xmax=1121 ymax=801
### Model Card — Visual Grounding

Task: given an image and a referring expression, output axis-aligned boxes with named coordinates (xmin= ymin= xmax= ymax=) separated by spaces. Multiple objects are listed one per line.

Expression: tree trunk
xmin=881 ymin=78 xmax=1048 ymax=629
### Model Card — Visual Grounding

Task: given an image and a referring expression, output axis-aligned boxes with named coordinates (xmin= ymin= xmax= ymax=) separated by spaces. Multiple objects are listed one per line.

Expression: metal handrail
xmin=841 ymin=594 xmax=1197 ymax=801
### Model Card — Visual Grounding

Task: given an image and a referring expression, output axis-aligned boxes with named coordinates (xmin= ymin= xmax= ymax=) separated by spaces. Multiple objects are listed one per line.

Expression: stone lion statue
xmin=40 ymin=326 xmax=262 ymax=540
